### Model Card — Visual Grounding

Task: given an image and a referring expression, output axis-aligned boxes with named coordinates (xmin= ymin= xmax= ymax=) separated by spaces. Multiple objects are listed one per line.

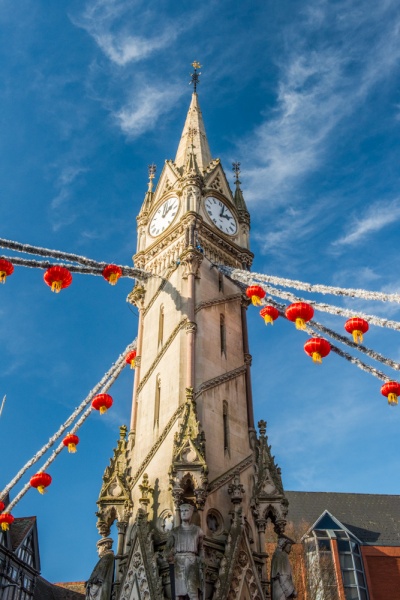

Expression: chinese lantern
xmin=125 ymin=350 xmax=137 ymax=369
xmin=44 ymin=266 xmax=72 ymax=293
xmin=260 ymin=306 xmax=279 ymax=326
xmin=102 ymin=264 xmax=122 ymax=285
xmin=0 ymin=513 xmax=14 ymax=531
xmin=285 ymin=302 xmax=314 ymax=330
xmin=344 ymin=317 xmax=369 ymax=344
xmin=30 ymin=472 xmax=52 ymax=494
xmin=0 ymin=259 xmax=14 ymax=284
xmin=0 ymin=501 xmax=4 ymax=512
xmin=381 ymin=381 xmax=400 ymax=407
xmin=92 ymin=393 xmax=113 ymax=415
xmin=304 ymin=337 xmax=331 ymax=364
xmin=63 ymin=433 xmax=80 ymax=453
xmin=246 ymin=285 xmax=266 ymax=306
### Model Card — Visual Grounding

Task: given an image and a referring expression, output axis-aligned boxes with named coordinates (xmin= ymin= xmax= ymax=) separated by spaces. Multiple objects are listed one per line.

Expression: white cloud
xmin=333 ymin=199 xmax=400 ymax=246
xmin=241 ymin=0 xmax=400 ymax=206
xmin=114 ymin=85 xmax=184 ymax=138
xmin=74 ymin=0 xmax=180 ymax=66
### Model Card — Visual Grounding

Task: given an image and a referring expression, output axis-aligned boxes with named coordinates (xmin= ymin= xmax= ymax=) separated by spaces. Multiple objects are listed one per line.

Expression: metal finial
xmin=232 ymin=162 xmax=241 ymax=184
xmin=190 ymin=61 xmax=202 ymax=93
xmin=148 ymin=164 xmax=156 ymax=191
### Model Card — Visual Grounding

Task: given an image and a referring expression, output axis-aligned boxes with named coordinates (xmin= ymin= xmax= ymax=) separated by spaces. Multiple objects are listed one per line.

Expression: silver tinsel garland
xmin=1 ymin=339 xmax=137 ymax=506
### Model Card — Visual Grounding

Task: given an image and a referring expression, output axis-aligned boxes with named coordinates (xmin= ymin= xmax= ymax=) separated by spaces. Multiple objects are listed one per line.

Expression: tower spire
xmin=174 ymin=62 xmax=212 ymax=172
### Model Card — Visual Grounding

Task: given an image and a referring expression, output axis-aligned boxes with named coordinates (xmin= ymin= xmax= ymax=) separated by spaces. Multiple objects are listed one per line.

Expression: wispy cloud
xmin=333 ymin=198 xmax=400 ymax=247
xmin=115 ymin=84 xmax=184 ymax=138
xmin=241 ymin=0 xmax=400 ymax=206
xmin=75 ymin=0 xmax=183 ymax=66
xmin=49 ymin=164 xmax=89 ymax=231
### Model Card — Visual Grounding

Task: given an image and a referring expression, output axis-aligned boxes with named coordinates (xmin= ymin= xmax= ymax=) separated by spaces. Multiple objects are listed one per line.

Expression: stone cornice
xmin=195 ymin=293 xmax=242 ymax=313
xmin=137 ymin=318 xmax=188 ymax=394
xmin=208 ymin=455 xmax=254 ymax=493
xmin=130 ymin=403 xmax=185 ymax=488
xmin=195 ymin=364 xmax=247 ymax=399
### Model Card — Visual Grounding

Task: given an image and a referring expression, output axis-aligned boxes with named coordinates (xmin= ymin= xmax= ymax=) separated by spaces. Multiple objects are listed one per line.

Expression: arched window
xmin=220 ymin=314 xmax=226 ymax=355
xmin=218 ymin=272 xmax=224 ymax=293
xmin=223 ymin=401 xmax=229 ymax=453
xmin=154 ymin=376 xmax=161 ymax=428
xmin=158 ymin=305 xmax=164 ymax=346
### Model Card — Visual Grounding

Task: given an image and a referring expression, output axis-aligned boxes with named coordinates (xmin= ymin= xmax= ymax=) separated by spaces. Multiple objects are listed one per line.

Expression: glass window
xmin=343 ymin=571 xmax=356 ymax=585
xmin=354 ymin=555 xmax=363 ymax=570
xmin=344 ymin=588 xmax=359 ymax=600
xmin=340 ymin=554 xmax=353 ymax=569
xmin=356 ymin=571 xmax=366 ymax=587
xmin=318 ymin=539 xmax=331 ymax=551
xmin=337 ymin=539 xmax=350 ymax=552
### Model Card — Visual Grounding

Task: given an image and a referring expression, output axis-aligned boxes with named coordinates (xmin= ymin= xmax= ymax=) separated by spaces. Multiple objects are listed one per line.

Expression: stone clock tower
xmin=90 ymin=67 xmax=289 ymax=600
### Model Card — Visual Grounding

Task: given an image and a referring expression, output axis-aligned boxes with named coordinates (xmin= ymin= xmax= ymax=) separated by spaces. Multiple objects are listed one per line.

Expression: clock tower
xmin=92 ymin=67 xmax=289 ymax=600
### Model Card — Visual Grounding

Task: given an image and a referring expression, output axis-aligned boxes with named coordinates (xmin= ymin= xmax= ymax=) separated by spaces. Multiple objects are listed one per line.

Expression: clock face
xmin=204 ymin=196 xmax=238 ymax=235
xmin=149 ymin=197 xmax=179 ymax=237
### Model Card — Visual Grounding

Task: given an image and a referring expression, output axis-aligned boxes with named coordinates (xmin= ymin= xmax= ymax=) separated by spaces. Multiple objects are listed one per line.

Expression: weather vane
xmin=148 ymin=163 xmax=156 ymax=191
xmin=232 ymin=162 xmax=241 ymax=184
xmin=190 ymin=61 xmax=202 ymax=93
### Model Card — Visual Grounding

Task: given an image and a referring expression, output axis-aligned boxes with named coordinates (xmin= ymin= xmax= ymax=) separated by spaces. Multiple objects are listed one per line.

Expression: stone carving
xmin=130 ymin=403 xmax=185 ymax=487
xmin=180 ymin=245 xmax=204 ymax=279
xmin=127 ymin=284 xmax=146 ymax=308
xmin=270 ymin=536 xmax=297 ymax=600
xmin=136 ymin=318 xmax=188 ymax=394
xmin=96 ymin=426 xmax=132 ymax=538
xmin=85 ymin=538 xmax=114 ymax=600
xmin=251 ymin=420 xmax=288 ymax=532
xmin=138 ymin=473 xmax=154 ymax=513
xmin=165 ymin=503 xmax=204 ymax=600
xmin=228 ymin=472 xmax=245 ymax=507
xmin=213 ymin=514 xmax=264 ymax=600
xmin=194 ymin=365 xmax=247 ymax=400
xmin=119 ymin=512 xmax=163 ymax=600
xmin=170 ymin=390 xmax=209 ymax=510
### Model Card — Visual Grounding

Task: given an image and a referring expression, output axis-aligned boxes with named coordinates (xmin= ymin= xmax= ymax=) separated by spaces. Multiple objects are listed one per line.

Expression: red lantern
xmin=260 ymin=306 xmax=279 ymax=326
xmin=285 ymin=302 xmax=314 ymax=330
xmin=102 ymin=264 xmax=123 ymax=285
xmin=125 ymin=350 xmax=137 ymax=369
xmin=344 ymin=317 xmax=369 ymax=344
xmin=0 ymin=259 xmax=14 ymax=284
xmin=92 ymin=393 xmax=113 ymax=415
xmin=30 ymin=472 xmax=52 ymax=495
xmin=0 ymin=513 xmax=14 ymax=531
xmin=63 ymin=433 xmax=80 ymax=453
xmin=381 ymin=381 xmax=400 ymax=407
xmin=246 ymin=285 xmax=266 ymax=306
xmin=0 ymin=501 xmax=4 ymax=512
xmin=304 ymin=337 xmax=331 ymax=364
xmin=44 ymin=266 xmax=72 ymax=293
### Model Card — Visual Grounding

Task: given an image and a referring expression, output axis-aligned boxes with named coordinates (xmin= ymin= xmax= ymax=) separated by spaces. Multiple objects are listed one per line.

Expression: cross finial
xmin=190 ymin=61 xmax=202 ymax=93
xmin=148 ymin=163 xmax=156 ymax=191
xmin=232 ymin=162 xmax=241 ymax=185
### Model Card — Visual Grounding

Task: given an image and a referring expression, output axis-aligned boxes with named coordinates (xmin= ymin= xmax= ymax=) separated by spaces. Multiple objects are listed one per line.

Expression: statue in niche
xmin=165 ymin=503 xmax=204 ymax=599
xmin=270 ymin=536 xmax=297 ymax=600
xmin=85 ymin=537 xmax=114 ymax=600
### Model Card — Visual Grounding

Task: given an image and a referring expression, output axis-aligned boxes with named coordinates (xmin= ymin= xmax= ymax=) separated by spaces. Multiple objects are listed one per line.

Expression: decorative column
xmin=127 ymin=284 xmax=146 ymax=437
xmin=180 ymin=243 xmax=203 ymax=390
xmin=241 ymin=296 xmax=256 ymax=441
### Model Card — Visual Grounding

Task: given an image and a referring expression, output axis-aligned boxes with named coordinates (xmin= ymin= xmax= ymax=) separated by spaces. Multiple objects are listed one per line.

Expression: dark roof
xmin=286 ymin=491 xmax=400 ymax=547
xmin=34 ymin=577 xmax=85 ymax=600
xmin=10 ymin=516 xmax=36 ymax=551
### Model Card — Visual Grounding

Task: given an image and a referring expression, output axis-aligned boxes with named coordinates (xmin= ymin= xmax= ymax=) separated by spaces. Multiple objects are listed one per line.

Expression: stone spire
xmin=175 ymin=93 xmax=212 ymax=172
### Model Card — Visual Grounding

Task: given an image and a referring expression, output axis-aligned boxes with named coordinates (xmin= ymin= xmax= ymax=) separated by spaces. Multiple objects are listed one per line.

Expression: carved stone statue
xmin=270 ymin=536 xmax=297 ymax=600
xmin=165 ymin=503 xmax=204 ymax=600
xmin=85 ymin=537 xmax=115 ymax=600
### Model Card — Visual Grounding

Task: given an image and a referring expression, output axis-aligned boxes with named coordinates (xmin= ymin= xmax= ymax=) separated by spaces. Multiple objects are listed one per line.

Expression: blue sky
xmin=1 ymin=0 xmax=400 ymax=585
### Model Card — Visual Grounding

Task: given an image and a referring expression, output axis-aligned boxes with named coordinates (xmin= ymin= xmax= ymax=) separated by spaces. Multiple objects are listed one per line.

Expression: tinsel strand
xmin=0 ymin=238 xmax=149 ymax=280
xmin=0 ymin=339 xmax=136 ymax=501
xmin=219 ymin=266 xmax=400 ymax=304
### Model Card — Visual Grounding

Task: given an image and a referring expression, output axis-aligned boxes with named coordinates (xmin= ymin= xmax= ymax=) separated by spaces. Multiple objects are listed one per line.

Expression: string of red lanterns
xmin=62 ymin=434 xmax=80 ymax=453
xmin=0 ymin=258 xmax=14 ymax=283
xmin=259 ymin=306 xmax=280 ymax=325
xmin=91 ymin=393 xmax=113 ymax=415
xmin=125 ymin=350 xmax=137 ymax=369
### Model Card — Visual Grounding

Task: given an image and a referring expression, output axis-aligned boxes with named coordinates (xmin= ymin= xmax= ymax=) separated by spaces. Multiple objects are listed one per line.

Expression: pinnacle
xmin=175 ymin=93 xmax=212 ymax=172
